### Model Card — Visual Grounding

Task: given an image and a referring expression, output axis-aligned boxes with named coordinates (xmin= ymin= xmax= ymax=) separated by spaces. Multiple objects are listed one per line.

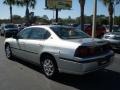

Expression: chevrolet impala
xmin=4 ymin=25 xmax=114 ymax=78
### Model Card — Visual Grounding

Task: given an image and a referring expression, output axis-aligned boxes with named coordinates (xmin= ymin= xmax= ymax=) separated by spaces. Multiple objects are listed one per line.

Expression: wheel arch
xmin=5 ymin=42 xmax=10 ymax=47
xmin=40 ymin=52 xmax=58 ymax=68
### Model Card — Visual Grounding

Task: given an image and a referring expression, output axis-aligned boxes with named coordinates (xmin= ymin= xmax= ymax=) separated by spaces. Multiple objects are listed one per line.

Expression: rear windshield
xmin=5 ymin=25 xmax=17 ymax=28
xmin=51 ymin=27 xmax=90 ymax=39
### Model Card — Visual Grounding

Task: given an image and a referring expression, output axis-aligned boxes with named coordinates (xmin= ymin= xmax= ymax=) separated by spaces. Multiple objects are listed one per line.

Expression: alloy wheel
xmin=5 ymin=44 xmax=12 ymax=59
xmin=43 ymin=59 xmax=55 ymax=77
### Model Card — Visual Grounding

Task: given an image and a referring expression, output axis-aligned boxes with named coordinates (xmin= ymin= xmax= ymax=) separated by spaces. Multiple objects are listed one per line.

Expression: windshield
xmin=5 ymin=24 xmax=17 ymax=29
xmin=51 ymin=27 xmax=90 ymax=39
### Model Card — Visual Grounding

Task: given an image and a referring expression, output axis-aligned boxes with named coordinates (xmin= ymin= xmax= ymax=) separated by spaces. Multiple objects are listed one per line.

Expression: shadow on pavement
xmin=53 ymin=70 xmax=120 ymax=90
xmin=12 ymin=58 xmax=120 ymax=90
xmin=11 ymin=57 xmax=43 ymax=73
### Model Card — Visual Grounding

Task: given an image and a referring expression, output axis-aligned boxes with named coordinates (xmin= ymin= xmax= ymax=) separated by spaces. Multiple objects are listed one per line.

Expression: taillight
xmin=89 ymin=47 xmax=95 ymax=55
xmin=74 ymin=44 xmax=111 ymax=58
xmin=74 ymin=46 xmax=90 ymax=58
xmin=75 ymin=46 xmax=97 ymax=58
xmin=79 ymin=47 xmax=89 ymax=56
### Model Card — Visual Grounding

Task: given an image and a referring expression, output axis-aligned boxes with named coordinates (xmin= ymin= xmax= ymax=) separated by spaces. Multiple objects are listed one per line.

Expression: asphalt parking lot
xmin=0 ymin=36 xmax=120 ymax=90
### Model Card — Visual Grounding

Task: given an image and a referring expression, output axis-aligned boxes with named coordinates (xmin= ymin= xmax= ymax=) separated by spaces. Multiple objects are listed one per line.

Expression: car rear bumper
xmin=58 ymin=51 xmax=114 ymax=75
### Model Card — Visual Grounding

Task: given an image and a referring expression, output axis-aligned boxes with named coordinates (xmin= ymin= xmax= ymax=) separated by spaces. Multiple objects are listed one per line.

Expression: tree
xmin=79 ymin=0 xmax=86 ymax=31
xmin=12 ymin=15 xmax=22 ymax=20
xmin=18 ymin=0 xmax=36 ymax=23
xmin=3 ymin=0 xmax=16 ymax=23
xmin=101 ymin=0 xmax=120 ymax=32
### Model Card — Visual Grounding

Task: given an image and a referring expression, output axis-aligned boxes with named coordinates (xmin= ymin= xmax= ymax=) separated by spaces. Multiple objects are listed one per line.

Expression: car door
xmin=22 ymin=27 xmax=51 ymax=63
xmin=11 ymin=28 xmax=32 ymax=60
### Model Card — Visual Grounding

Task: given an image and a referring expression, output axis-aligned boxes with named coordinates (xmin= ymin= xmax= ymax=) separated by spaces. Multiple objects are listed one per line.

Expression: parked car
xmin=104 ymin=25 xmax=119 ymax=32
xmin=104 ymin=25 xmax=110 ymax=32
xmin=85 ymin=25 xmax=106 ymax=38
xmin=15 ymin=24 xmax=22 ymax=31
xmin=16 ymin=24 xmax=27 ymax=31
xmin=103 ymin=27 xmax=120 ymax=50
xmin=4 ymin=25 xmax=114 ymax=78
xmin=76 ymin=24 xmax=106 ymax=38
xmin=0 ymin=24 xmax=19 ymax=37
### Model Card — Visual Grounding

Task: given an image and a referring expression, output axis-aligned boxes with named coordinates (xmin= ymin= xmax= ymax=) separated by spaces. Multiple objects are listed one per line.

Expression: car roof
xmin=28 ymin=25 xmax=74 ymax=29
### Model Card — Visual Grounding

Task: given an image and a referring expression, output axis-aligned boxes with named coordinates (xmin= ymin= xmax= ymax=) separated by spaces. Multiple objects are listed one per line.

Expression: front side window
xmin=29 ymin=28 xmax=50 ymax=40
xmin=17 ymin=28 xmax=31 ymax=39
xmin=51 ymin=27 xmax=90 ymax=39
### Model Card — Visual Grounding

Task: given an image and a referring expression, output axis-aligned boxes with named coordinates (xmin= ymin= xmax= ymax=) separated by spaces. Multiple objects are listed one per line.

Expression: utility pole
xmin=113 ymin=2 xmax=115 ymax=25
xmin=92 ymin=0 xmax=97 ymax=38
xmin=55 ymin=8 xmax=59 ymax=23
xmin=52 ymin=10 xmax=55 ymax=23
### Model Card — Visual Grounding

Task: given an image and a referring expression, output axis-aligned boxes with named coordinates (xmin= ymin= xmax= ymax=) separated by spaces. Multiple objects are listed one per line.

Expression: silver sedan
xmin=103 ymin=27 xmax=120 ymax=51
xmin=4 ymin=25 xmax=114 ymax=78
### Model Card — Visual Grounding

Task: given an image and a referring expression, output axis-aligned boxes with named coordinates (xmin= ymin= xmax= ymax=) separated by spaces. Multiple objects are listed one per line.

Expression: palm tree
xmin=18 ymin=0 xmax=36 ymax=24
xmin=101 ymin=0 xmax=120 ymax=32
xmin=79 ymin=0 xmax=86 ymax=31
xmin=3 ymin=0 xmax=16 ymax=23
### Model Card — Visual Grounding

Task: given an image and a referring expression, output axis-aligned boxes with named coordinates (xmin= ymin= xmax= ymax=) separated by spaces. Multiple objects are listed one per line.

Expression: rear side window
xmin=51 ymin=27 xmax=90 ymax=39
xmin=29 ymin=28 xmax=50 ymax=40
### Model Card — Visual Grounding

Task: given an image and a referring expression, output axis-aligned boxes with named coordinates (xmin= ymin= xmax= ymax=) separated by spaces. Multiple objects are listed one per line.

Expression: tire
xmin=42 ymin=55 xmax=58 ymax=79
xmin=5 ymin=44 xmax=13 ymax=59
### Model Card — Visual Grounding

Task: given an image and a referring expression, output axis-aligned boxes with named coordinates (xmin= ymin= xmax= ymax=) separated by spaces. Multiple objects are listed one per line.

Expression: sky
xmin=0 ymin=0 xmax=120 ymax=19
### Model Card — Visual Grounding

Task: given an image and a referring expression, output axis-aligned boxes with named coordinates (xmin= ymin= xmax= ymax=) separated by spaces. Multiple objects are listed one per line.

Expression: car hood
xmin=67 ymin=38 xmax=108 ymax=46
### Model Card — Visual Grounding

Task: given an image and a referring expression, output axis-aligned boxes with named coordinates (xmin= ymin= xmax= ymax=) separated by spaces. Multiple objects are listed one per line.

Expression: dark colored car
xmin=103 ymin=27 xmax=120 ymax=50
xmin=0 ymin=24 xmax=19 ymax=37
xmin=84 ymin=25 xmax=106 ymax=38
xmin=76 ymin=24 xmax=106 ymax=38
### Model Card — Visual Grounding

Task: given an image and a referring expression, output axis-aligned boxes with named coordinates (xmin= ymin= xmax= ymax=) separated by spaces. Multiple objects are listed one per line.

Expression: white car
xmin=4 ymin=25 xmax=114 ymax=78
